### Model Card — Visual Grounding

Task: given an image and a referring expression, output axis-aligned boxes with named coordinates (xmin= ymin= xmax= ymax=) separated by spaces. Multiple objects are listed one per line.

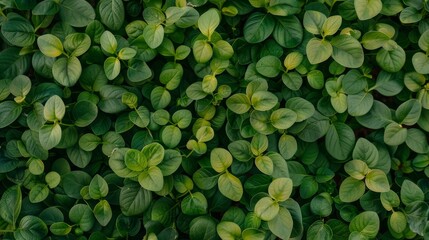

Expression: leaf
xmin=120 ymin=181 xmax=152 ymax=216
xmin=405 ymin=201 xmax=429 ymax=236
xmin=389 ymin=211 xmax=407 ymax=233
xmin=278 ymin=134 xmax=297 ymax=160
xmin=44 ymin=95 xmax=65 ymax=121
xmin=307 ymin=220 xmax=333 ymax=240
xmin=365 ymin=169 xmax=390 ymax=192
xmin=349 ymin=211 xmax=380 ymax=238
xmin=1 ymin=14 xmax=35 ymax=47
xmin=99 ymin=0 xmax=125 ymax=31
xmin=345 ymin=160 xmax=369 ymax=180
xmin=347 ymin=92 xmax=374 ymax=116
xmin=104 ymin=57 xmax=121 ymax=80
xmin=181 ymin=192 xmax=208 ymax=215
xmin=331 ymin=35 xmax=364 ymax=68
xmin=306 ymin=38 xmax=332 ymax=64
xmin=354 ymin=0 xmax=382 ymax=20
xmin=198 ymin=8 xmax=220 ymax=39
xmin=14 ymin=216 xmax=48 ymax=240
xmin=251 ymin=91 xmax=278 ymax=111
xmin=244 ymin=12 xmax=275 ymax=43
xmin=50 ymin=222 xmax=72 ymax=236
xmin=29 ymin=183 xmax=49 ymax=203
xmin=395 ymin=99 xmax=421 ymax=125
xmin=303 ymin=10 xmax=326 ymax=35
xmin=268 ymin=178 xmax=293 ymax=202
xmin=401 ymin=180 xmax=424 ymax=205
xmin=217 ymin=221 xmax=241 ymax=240
xmin=0 ymin=101 xmax=22 ymax=128
xmin=100 ymin=31 xmax=117 ymax=54
xmin=255 ymin=156 xmax=273 ymax=175
xmin=143 ymin=24 xmax=164 ymax=49
xmin=52 ymin=56 xmax=82 ymax=87
xmin=323 ymin=15 xmax=342 ymax=36
xmin=138 ymin=166 xmax=164 ymax=192
xmin=193 ymin=40 xmax=213 ymax=64
xmin=376 ymin=42 xmax=406 ymax=72
xmin=384 ymin=122 xmax=407 ymax=146
xmin=160 ymin=125 xmax=182 ymax=148
xmin=63 ymin=33 xmax=91 ymax=57
xmin=273 ymin=16 xmax=303 ymax=48
xmin=268 ymin=207 xmax=293 ymax=239
xmin=59 ymin=0 xmax=95 ymax=27
xmin=210 ymin=148 xmax=233 ymax=173
xmin=339 ymin=177 xmax=365 ymax=202
xmin=218 ymin=172 xmax=243 ymax=201
xmin=89 ymin=174 xmax=109 ymax=199
xmin=412 ymin=52 xmax=429 ymax=74
xmin=255 ymin=55 xmax=282 ymax=78
xmin=226 ymin=93 xmax=251 ymax=114
xmin=325 ymin=122 xmax=356 ymax=161
xmin=142 ymin=142 xmax=164 ymax=166
xmin=254 ymin=197 xmax=280 ymax=221
xmin=0 ymin=185 xmax=21 ymax=226
xmin=39 ymin=123 xmax=62 ymax=150
xmin=69 ymin=204 xmax=95 ymax=231
xmin=93 ymin=200 xmax=112 ymax=226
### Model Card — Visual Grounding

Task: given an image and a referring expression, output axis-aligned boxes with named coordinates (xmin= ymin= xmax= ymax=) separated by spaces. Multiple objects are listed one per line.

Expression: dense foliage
xmin=1 ymin=0 xmax=429 ymax=239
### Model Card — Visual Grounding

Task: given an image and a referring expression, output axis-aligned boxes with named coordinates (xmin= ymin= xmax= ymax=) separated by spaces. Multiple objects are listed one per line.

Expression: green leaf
xmin=339 ymin=177 xmax=365 ymax=202
xmin=39 ymin=123 xmax=62 ymax=150
xmin=120 ymin=180 xmax=152 ymax=216
xmin=255 ymin=156 xmax=274 ymax=175
xmin=268 ymin=207 xmax=293 ymax=239
xmin=1 ymin=14 xmax=35 ymax=47
xmin=244 ymin=12 xmax=275 ymax=43
xmin=50 ymin=222 xmax=72 ymax=236
xmin=331 ymin=35 xmax=364 ymax=68
xmin=104 ymin=57 xmax=121 ymax=80
xmin=303 ymin=10 xmax=326 ymax=35
xmin=399 ymin=6 xmax=422 ymax=24
xmin=361 ymin=31 xmax=390 ymax=50
xmin=0 ymin=185 xmax=21 ymax=226
xmin=325 ymin=122 xmax=356 ymax=161
xmin=384 ymin=122 xmax=407 ymax=146
xmin=196 ymin=126 xmax=214 ymax=142
xmin=193 ymin=40 xmax=213 ymax=64
xmin=0 ymin=101 xmax=22 ymax=128
xmin=100 ymin=31 xmax=117 ymax=54
xmin=254 ymin=197 xmax=280 ymax=221
xmin=395 ymin=99 xmax=421 ymax=125
xmin=348 ymin=92 xmax=374 ymax=117
xmin=273 ymin=16 xmax=303 ymax=48
xmin=251 ymin=91 xmax=278 ymax=111
xmin=198 ymin=8 xmax=220 ymax=40
xmin=380 ymin=190 xmax=400 ymax=211
xmin=365 ymin=169 xmax=390 ymax=192
xmin=210 ymin=148 xmax=233 ymax=173
xmin=306 ymin=38 xmax=332 ymax=64
xmin=45 ymin=171 xmax=61 ymax=189
xmin=63 ymin=33 xmax=91 ymax=57
xmin=255 ymin=55 xmax=282 ymax=78
xmin=99 ymin=0 xmax=125 ymax=31
xmin=44 ymin=95 xmax=65 ymax=121
xmin=14 ymin=216 xmax=48 ymax=240
xmin=59 ymin=0 xmax=95 ymax=27
xmin=142 ymin=142 xmax=164 ymax=167
xmin=93 ymin=200 xmax=112 ymax=226
xmin=323 ymin=15 xmax=342 ymax=36
xmin=345 ymin=160 xmax=369 ymax=180
xmin=269 ymin=178 xmax=293 ymax=202
xmin=412 ymin=52 xmax=429 ymax=74
xmin=181 ymin=192 xmax=208 ymax=215
xmin=226 ymin=93 xmax=251 ymax=114
xmin=73 ymin=101 xmax=98 ymax=127
xmin=307 ymin=220 xmax=333 ymax=240
xmin=218 ymin=172 xmax=243 ymax=201
xmin=406 ymin=128 xmax=429 ymax=154
xmin=349 ymin=211 xmax=380 ymax=238
xmin=401 ymin=180 xmax=424 ymax=205
xmin=376 ymin=42 xmax=406 ymax=72
xmin=354 ymin=0 xmax=382 ymax=20
xmin=52 ymin=56 xmax=82 ymax=87
xmin=404 ymin=201 xmax=428 ymax=236
xmin=89 ymin=174 xmax=109 ymax=199
xmin=69 ymin=204 xmax=95 ymax=231
xmin=143 ymin=24 xmax=164 ymax=49
xmin=278 ymin=134 xmax=297 ymax=160
xmin=151 ymin=86 xmax=171 ymax=110
xmin=138 ymin=166 xmax=164 ymax=191
xmin=29 ymin=184 xmax=49 ymax=203
xmin=217 ymin=221 xmax=241 ymax=240
xmin=389 ymin=211 xmax=407 ymax=233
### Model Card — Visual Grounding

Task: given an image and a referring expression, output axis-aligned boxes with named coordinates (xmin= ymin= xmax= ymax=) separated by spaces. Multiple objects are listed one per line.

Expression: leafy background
xmin=0 ymin=0 xmax=429 ymax=239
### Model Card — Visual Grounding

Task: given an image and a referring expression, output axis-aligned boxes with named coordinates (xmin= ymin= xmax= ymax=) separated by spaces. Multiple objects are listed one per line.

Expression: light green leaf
xmin=93 ymin=200 xmax=112 ymax=226
xmin=218 ymin=172 xmax=243 ymax=201
xmin=345 ymin=160 xmax=369 ymax=180
xmin=210 ymin=148 xmax=233 ymax=173
xmin=412 ymin=52 xmax=429 ymax=74
xmin=198 ymin=8 xmax=220 ymax=40
xmin=104 ymin=56 xmax=121 ymax=80
xmin=255 ymin=156 xmax=274 ymax=175
xmin=226 ymin=93 xmax=251 ymax=114
xmin=251 ymin=91 xmax=278 ymax=111
xmin=39 ymin=123 xmax=62 ymax=150
xmin=37 ymin=34 xmax=63 ymax=57
xmin=339 ymin=177 xmax=365 ymax=202
xmin=307 ymin=220 xmax=333 ymax=240
xmin=349 ymin=211 xmax=380 ymax=238
xmin=142 ymin=142 xmax=165 ymax=167
xmin=331 ymin=35 xmax=364 ymax=68
xmin=100 ymin=31 xmax=117 ymax=54
xmin=255 ymin=55 xmax=282 ymax=78
xmin=52 ymin=56 xmax=82 ymax=87
xmin=143 ymin=24 xmax=164 ymax=49
xmin=63 ymin=33 xmax=91 ymax=57
xmin=365 ymin=169 xmax=390 ymax=192
xmin=267 ymin=207 xmax=293 ymax=239
xmin=254 ymin=197 xmax=279 ymax=221
xmin=138 ymin=166 xmax=164 ymax=192
xmin=354 ymin=0 xmax=382 ymax=20
xmin=193 ymin=40 xmax=213 ymax=64
xmin=303 ymin=10 xmax=326 ymax=35
xmin=89 ymin=174 xmax=109 ymax=199
xmin=306 ymin=38 xmax=332 ymax=64
xmin=269 ymin=178 xmax=293 ymax=202
xmin=217 ymin=221 xmax=241 ymax=240
xmin=323 ymin=15 xmax=342 ymax=36
xmin=384 ymin=122 xmax=407 ymax=146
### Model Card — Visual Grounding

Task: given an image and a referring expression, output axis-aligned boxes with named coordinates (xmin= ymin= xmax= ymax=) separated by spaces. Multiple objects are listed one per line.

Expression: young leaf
xmin=210 ymin=148 xmax=233 ymax=173
xmin=354 ymin=0 xmax=382 ymax=20
xmin=218 ymin=172 xmax=243 ymax=201
xmin=138 ymin=166 xmax=164 ymax=192
xmin=303 ymin=11 xmax=326 ymax=35
xmin=339 ymin=177 xmax=365 ymax=202
xmin=331 ymin=35 xmax=364 ymax=68
xmin=217 ymin=221 xmax=241 ymax=240
xmin=37 ymin=34 xmax=63 ymax=57
xmin=306 ymin=38 xmax=332 ymax=64
xmin=254 ymin=197 xmax=280 ymax=221
xmin=52 ymin=56 xmax=82 ymax=87
xmin=268 ymin=178 xmax=293 ymax=202
xmin=365 ymin=169 xmax=390 ymax=192
xmin=89 ymin=174 xmax=109 ymax=199
xmin=198 ymin=8 xmax=220 ymax=40
xmin=349 ymin=211 xmax=380 ymax=238
xmin=93 ymin=200 xmax=112 ymax=226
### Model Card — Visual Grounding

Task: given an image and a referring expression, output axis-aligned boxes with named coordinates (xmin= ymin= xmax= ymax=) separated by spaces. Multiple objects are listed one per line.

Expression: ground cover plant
xmin=0 ymin=0 xmax=429 ymax=239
